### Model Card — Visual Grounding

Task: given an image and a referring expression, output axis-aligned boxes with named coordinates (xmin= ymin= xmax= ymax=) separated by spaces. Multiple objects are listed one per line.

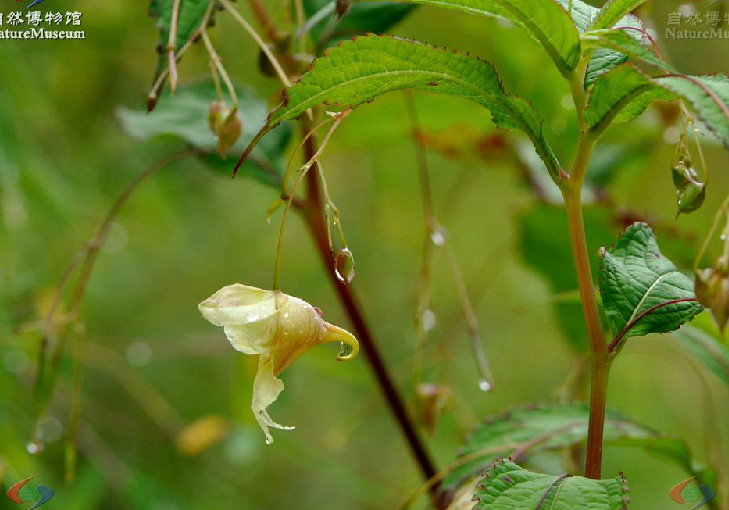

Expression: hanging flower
xmin=198 ymin=284 xmax=359 ymax=443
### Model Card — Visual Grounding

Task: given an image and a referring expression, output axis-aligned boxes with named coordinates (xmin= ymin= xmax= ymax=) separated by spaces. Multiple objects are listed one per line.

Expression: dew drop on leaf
xmin=478 ymin=379 xmax=492 ymax=392
xmin=334 ymin=248 xmax=355 ymax=284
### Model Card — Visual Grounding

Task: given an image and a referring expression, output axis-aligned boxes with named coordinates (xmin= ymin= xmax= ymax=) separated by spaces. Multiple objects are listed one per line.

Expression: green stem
xmin=564 ymin=130 xmax=609 ymax=480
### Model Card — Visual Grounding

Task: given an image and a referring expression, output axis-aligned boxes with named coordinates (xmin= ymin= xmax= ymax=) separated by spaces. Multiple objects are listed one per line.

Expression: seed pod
xmin=208 ymin=101 xmax=243 ymax=157
xmin=415 ymin=383 xmax=452 ymax=435
xmin=695 ymin=256 xmax=729 ymax=334
xmin=671 ymin=159 xmax=692 ymax=190
xmin=208 ymin=101 xmax=224 ymax=133
xmin=216 ymin=112 xmax=243 ymax=157
xmin=676 ymin=179 xmax=706 ymax=216
xmin=672 ymin=139 xmax=705 ymax=217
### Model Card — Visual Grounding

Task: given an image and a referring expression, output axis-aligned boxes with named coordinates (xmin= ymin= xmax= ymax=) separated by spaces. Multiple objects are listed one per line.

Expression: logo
xmin=669 ymin=477 xmax=716 ymax=510
xmin=14 ymin=0 xmax=51 ymax=8
xmin=5 ymin=476 xmax=54 ymax=509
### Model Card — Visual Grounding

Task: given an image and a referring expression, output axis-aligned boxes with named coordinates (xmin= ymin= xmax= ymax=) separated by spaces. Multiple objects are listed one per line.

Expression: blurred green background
xmin=1 ymin=0 xmax=729 ymax=508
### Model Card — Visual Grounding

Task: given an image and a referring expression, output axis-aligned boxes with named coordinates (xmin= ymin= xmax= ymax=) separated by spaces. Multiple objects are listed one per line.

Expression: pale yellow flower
xmin=198 ymin=284 xmax=359 ymax=443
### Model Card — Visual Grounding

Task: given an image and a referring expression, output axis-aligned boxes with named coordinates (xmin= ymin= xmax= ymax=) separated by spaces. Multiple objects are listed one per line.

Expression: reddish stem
xmin=298 ymin=121 xmax=447 ymax=508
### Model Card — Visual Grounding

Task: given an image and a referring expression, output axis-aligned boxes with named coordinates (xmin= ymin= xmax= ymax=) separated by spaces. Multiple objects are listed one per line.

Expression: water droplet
xmin=338 ymin=342 xmax=353 ymax=359
xmin=430 ymin=230 xmax=446 ymax=246
xmin=478 ymin=379 xmax=492 ymax=392
xmin=26 ymin=441 xmax=43 ymax=454
xmin=126 ymin=341 xmax=152 ymax=367
xmin=265 ymin=437 xmax=273 ymax=445
xmin=421 ymin=309 xmax=437 ymax=331
xmin=335 ymin=248 xmax=355 ymax=284
xmin=721 ymin=234 xmax=727 ymax=241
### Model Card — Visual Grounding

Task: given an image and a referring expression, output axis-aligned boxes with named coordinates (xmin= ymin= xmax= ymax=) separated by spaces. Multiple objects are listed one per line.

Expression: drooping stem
xmin=147 ymin=0 xmax=216 ymax=111
xmin=404 ymin=91 xmax=493 ymax=390
xmin=564 ymin=130 xmax=608 ymax=480
xmin=166 ymin=0 xmax=182 ymax=92
xmin=201 ymin=30 xmax=238 ymax=111
xmin=220 ymin=0 xmax=292 ymax=89
xmin=296 ymin=119 xmax=446 ymax=508
xmin=35 ymin=151 xmax=192 ymax=470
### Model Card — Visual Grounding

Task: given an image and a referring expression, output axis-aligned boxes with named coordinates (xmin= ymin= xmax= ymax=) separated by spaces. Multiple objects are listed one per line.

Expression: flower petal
xmin=198 ymin=284 xmax=279 ymax=354
xmin=252 ymin=357 xmax=294 ymax=444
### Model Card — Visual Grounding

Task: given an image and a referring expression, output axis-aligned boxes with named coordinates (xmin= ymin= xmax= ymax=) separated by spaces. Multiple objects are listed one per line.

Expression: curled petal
xmin=253 ymin=357 xmax=294 ymax=444
xmin=323 ymin=323 xmax=359 ymax=362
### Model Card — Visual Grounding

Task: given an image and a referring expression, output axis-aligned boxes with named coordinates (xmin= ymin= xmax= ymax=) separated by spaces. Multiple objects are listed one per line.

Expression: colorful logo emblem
xmin=669 ymin=477 xmax=716 ymax=510
xmin=14 ymin=0 xmax=51 ymax=8
xmin=6 ymin=476 xmax=54 ymax=509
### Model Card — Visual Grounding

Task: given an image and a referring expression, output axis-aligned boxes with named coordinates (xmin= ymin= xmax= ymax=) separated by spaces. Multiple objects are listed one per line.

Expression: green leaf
xmin=334 ymin=2 xmax=414 ymax=38
xmin=473 ymin=459 xmax=630 ymax=510
xmin=599 ymin=223 xmax=702 ymax=348
xmin=655 ymin=74 xmax=729 ymax=150
xmin=671 ymin=324 xmax=729 ymax=389
xmin=303 ymin=0 xmax=415 ymax=52
xmin=552 ymin=0 xmax=645 ymax=86
xmin=241 ymin=35 xmax=562 ymax=183
xmin=584 ymin=65 xmax=673 ymax=132
xmin=360 ymin=0 xmax=581 ymax=75
xmin=582 ymin=63 xmax=729 ymax=144
xmin=589 ymin=0 xmax=648 ymax=32
xmin=554 ymin=0 xmax=596 ymax=29
xmin=116 ymin=82 xmax=291 ymax=186
xmin=445 ymin=402 xmax=673 ymax=488
xmin=581 ymin=29 xmax=678 ymax=74
xmin=149 ymin=0 xmax=211 ymax=77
